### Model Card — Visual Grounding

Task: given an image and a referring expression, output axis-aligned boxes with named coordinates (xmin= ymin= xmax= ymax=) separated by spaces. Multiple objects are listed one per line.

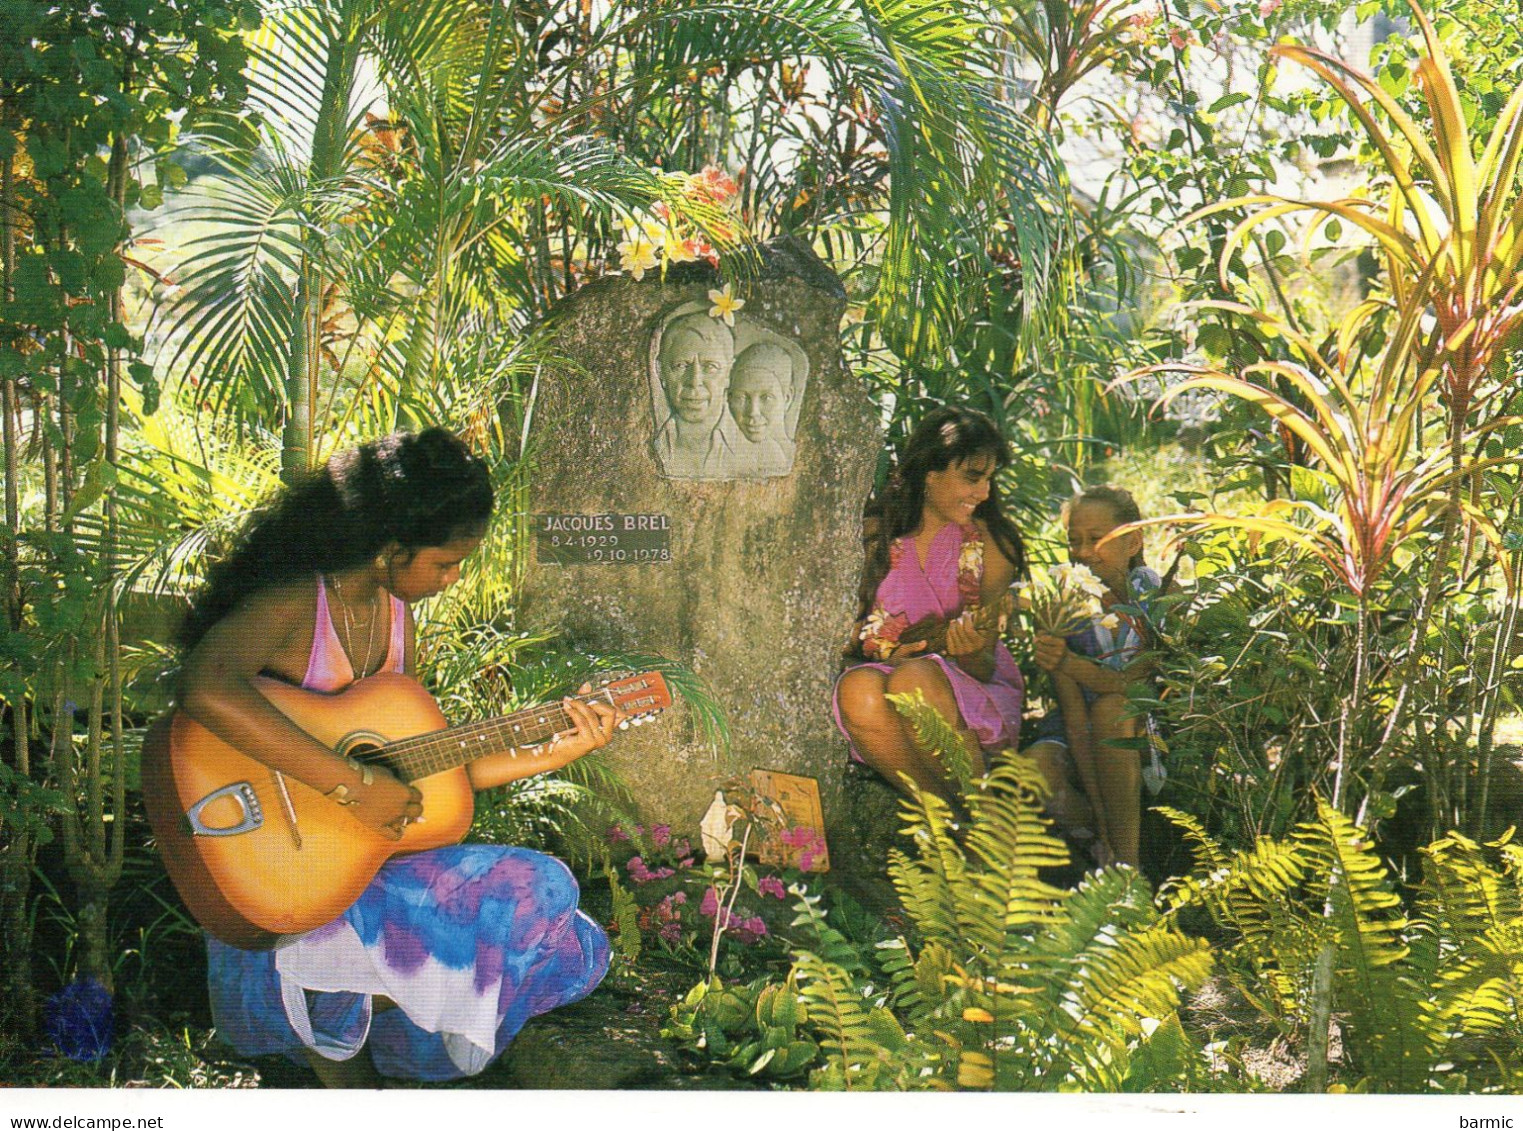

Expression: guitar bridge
xmin=183 ymin=782 xmax=265 ymax=838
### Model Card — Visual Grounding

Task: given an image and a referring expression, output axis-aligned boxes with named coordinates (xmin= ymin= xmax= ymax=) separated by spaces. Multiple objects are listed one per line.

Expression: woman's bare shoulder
xmin=188 ymin=578 xmax=317 ymax=676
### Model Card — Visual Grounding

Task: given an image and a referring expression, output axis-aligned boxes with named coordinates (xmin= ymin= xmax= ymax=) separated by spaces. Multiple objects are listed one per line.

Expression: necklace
xmin=330 ymin=574 xmax=382 ymax=679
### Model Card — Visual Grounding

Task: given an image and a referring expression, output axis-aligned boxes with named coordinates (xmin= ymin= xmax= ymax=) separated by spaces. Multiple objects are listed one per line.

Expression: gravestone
xmin=519 ymin=239 xmax=878 ymax=838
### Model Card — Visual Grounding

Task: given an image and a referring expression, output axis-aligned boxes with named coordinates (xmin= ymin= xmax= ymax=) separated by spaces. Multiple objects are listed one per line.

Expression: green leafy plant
xmin=671 ymin=732 xmax=1216 ymax=1091
xmin=1159 ymin=805 xmax=1523 ymax=1092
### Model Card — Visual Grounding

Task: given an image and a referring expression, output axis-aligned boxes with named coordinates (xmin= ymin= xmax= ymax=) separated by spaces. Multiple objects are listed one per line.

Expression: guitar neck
xmin=370 ymin=692 xmax=611 ymax=782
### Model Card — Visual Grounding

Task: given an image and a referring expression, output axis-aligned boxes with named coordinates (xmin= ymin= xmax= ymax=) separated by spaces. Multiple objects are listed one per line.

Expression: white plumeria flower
xmin=708 ymin=284 xmax=744 ymax=325
xmin=860 ymin=610 xmax=888 ymax=641
xmin=1067 ymin=564 xmax=1110 ymax=599
xmin=958 ymin=540 xmax=983 ymax=574
xmin=618 ymin=236 xmax=659 ymax=281
xmin=1099 ymin=612 xmax=1122 ymax=631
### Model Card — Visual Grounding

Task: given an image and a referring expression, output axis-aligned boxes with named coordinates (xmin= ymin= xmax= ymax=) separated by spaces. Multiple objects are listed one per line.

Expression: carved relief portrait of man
xmin=648 ymin=301 xmax=809 ymax=480
xmin=652 ymin=311 xmax=735 ymax=478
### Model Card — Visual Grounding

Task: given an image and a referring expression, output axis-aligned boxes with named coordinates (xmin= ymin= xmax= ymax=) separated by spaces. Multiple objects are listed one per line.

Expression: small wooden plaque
xmin=749 ymin=769 xmax=830 ymax=872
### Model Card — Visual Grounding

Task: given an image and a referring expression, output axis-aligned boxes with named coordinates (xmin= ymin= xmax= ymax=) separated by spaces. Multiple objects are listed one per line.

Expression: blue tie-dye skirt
xmin=206 ymin=844 xmax=609 ymax=1081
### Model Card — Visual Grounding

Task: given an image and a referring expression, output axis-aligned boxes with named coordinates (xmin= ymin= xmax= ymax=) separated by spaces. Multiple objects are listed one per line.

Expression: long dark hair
xmin=856 ymin=406 xmax=1027 ymax=619
xmin=179 ymin=429 xmax=493 ymax=652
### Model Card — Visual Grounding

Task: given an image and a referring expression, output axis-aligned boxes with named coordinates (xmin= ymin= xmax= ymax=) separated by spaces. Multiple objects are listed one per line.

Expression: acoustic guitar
xmin=141 ymin=670 xmax=671 ymax=948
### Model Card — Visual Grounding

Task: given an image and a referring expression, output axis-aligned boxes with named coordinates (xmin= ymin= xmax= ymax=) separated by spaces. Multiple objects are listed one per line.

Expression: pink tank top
xmin=302 ymin=574 xmax=407 ymax=693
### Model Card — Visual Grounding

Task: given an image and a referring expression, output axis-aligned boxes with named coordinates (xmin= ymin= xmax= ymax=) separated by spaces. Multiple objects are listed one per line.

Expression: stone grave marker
xmin=519 ymin=239 xmax=879 ymax=838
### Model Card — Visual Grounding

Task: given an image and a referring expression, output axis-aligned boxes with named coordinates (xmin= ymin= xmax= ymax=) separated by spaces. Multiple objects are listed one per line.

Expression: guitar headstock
xmin=590 ymin=671 xmax=674 ymax=727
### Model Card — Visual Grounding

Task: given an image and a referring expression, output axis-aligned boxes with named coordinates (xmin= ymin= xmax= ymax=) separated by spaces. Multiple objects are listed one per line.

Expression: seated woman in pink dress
xmin=832 ymin=407 xmax=1027 ymax=808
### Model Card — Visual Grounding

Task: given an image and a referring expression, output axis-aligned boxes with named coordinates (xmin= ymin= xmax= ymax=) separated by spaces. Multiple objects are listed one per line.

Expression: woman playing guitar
xmin=172 ymin=428 xmax=621 ymax=1086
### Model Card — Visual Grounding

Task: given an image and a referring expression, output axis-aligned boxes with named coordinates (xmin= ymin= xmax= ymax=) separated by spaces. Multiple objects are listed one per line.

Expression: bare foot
xmin=303 ymin=1047 xmax=381 ymax=1089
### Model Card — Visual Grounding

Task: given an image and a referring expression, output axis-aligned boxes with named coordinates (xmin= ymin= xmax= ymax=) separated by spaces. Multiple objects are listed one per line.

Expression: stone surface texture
xmin=520 ymin=240 xmax=879 ymax=839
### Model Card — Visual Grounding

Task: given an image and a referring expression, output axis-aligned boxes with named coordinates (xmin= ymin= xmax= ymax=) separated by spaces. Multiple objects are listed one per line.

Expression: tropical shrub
xmin=670 ymin=696 xmax=1216 ymax=1091
xmin=1161 ymin=807 xmax=1523 ymax=1093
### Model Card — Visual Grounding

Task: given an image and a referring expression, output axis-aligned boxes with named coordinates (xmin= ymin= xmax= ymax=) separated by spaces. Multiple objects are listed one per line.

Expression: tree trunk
xmin=0 ymin=108 xmax=39 ymax=1043
xmin=280 ymin=6 xmax=368 ymax=482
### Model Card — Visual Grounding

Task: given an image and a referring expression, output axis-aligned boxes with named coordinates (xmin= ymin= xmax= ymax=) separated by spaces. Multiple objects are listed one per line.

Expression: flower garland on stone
xmin=615 ymin=165 xmax=743 ymax=281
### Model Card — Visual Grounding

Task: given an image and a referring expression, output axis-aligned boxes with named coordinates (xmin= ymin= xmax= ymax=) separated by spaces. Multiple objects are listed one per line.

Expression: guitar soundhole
xmin=336 ymin=734 xmax=394 ymax=776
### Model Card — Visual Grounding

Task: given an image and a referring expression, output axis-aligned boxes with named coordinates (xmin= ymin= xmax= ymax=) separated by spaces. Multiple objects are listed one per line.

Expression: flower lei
xmin=859 ymin=524 xmax=986 ymax=661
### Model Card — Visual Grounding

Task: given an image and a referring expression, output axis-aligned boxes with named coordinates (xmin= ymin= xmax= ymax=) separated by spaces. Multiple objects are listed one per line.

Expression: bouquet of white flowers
xmin=1023 ymin=563 xmax=1118 ymax=638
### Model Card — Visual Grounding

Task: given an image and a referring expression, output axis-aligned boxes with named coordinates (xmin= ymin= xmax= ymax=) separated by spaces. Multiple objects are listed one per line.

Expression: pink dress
xmin=833 ymin=522 xmax=1024 ymax=754
xmin=204 ymin=576 xmax=609 ymax=1081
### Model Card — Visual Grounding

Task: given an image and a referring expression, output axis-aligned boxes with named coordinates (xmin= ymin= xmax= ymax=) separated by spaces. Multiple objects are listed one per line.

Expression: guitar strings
xmin=347 ymin=688 xmax=623 ymax=779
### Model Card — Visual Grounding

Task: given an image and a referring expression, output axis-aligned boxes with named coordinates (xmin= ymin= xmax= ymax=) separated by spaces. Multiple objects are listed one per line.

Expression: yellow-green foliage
xmin=885 ymin=690 xmax=976 ymax=794
xmin=787 ymin=753 xmax=1212 ymax=1091
xmin=1161 ymin=807 xmax=1523 ymax=1092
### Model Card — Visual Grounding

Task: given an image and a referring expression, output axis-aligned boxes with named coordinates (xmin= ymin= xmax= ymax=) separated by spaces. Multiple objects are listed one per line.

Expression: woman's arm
xmin=179 ymin=585 xmax=421 ymax=838
xmin=399 ymin=605 xmax=622 ymax=790
xmin=465 ymin=693 xmax=622 ymax=790
xmin=1056 ymin=651 xmax=1154 ymax=696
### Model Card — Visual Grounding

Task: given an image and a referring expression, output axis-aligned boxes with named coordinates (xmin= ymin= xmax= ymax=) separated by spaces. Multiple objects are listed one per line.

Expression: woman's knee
xmin=885 ymin=658 xmax=957 ymax=710
xmin=1021 ymin=740 xmax=1070 ymax=792
xmin=836 ymin=669 xmax=892 ymax=729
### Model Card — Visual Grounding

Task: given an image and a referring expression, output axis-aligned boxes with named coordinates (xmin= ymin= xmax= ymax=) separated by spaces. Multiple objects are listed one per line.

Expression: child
xmin=1025 ymin=486 xmax=1160 ymax=869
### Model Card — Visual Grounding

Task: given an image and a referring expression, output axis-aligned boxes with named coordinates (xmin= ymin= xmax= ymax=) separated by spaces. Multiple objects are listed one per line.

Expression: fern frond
xmin=794 ymin=951 xmax=902 ymax=1091
xmin=1295 ymin=802 xmax=1424 ymax=1089
xmin=604 ymin=858 xmax=642 ymax=964
xmin=1154 ymin=804 xmax=1230 ymax=876
xmin=1048 ymin=923 xmax=1214 ymax=1090
xmin=787 ymin=887 xmax=871 ymax=977
xmin=1156 ymin=828 xmax=1316 ymax=1022
xmin=889 ymin=787 xmax=975 ymax=948
xmin=887 ymin=689 xmax=974 ymax=793
xmin=961 ymin=758 xmax=1071 ymax=943
xmin=1296 ymin=802 xmax=1410 ymax=970
xmin=878 ymin=937 xmax=953 ymax=1034
xmin=1421 ymin=831 xmax=1523 ymax=940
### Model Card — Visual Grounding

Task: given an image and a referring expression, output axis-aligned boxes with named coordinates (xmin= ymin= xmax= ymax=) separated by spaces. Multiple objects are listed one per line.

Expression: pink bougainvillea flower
xmin=691 ymin=165 xmax=739 ymax=203
xmin=651 ymin=824 xmax=671 ymax=848
xmin=626 ymin=856 xmax=675 ymax=884
xmin=699 ymin=887 xmax=720 ymax=918
xmin=731 ymin=916 xmax=768 ymax=944
xmin=758 ymin=875 xmax=787 ymax=900
xmin=688 ymin=238 xmax=719 ymax=268
xmin=659 ymin=921 xmax=682 ymax=945
xmin=606 ymin=825 xmax=629 ymax=843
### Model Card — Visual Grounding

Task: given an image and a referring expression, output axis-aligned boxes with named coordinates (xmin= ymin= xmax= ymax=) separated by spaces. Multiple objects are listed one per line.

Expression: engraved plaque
xmin=535 ymin=513 xmax=673 ymax=566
